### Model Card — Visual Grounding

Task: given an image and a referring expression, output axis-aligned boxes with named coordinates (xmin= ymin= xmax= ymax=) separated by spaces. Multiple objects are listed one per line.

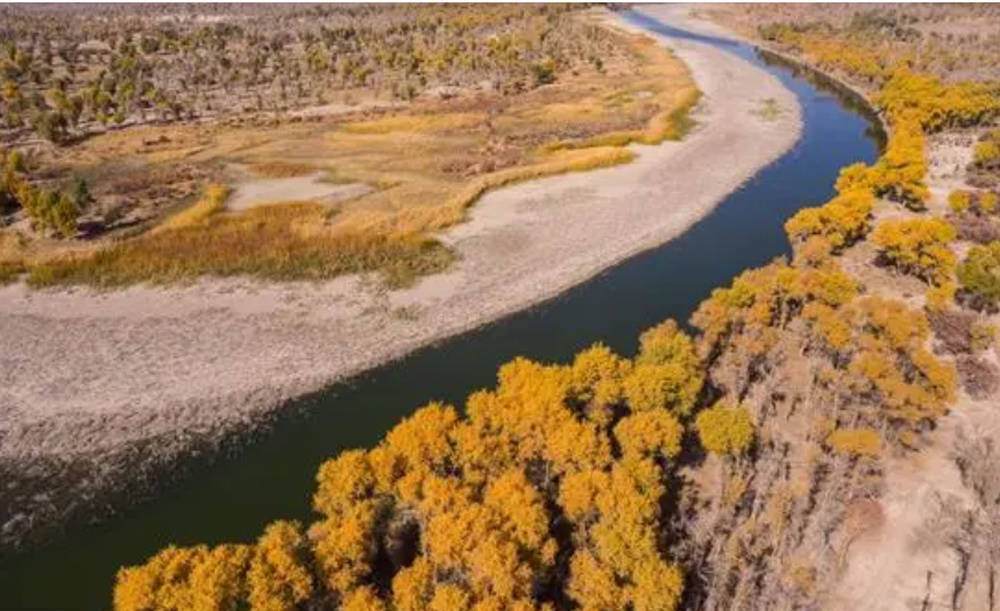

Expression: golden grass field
xmin=6 ymin=14 xmax=698 ymax=288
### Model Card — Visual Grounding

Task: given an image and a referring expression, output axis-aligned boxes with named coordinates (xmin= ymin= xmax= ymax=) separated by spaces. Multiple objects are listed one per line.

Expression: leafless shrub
xmin=956 ymin=355 xmax=1000 ymax=399
xmin=949 ymin=212 xmax=1000 ymax=244
xmin=952 ymin=431 xmax=1000 ymax=507
xmin=927 ymin=309 xmax=977 ymax=354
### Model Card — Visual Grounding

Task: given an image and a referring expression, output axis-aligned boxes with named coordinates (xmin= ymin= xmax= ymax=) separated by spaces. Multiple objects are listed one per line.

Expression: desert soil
xmin=0 ymin=5 xmax=802 ymax=548
xmin=226 ymin=169 xmax=373 ymax=211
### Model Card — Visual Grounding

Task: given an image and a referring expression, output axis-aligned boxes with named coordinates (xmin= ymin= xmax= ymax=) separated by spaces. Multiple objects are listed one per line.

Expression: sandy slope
xmin=0 ymin=5 xmax=801 ymax=547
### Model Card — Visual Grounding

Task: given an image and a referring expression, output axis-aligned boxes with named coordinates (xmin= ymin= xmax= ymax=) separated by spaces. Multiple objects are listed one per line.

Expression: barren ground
xmin=226 ymin=169 xmax=373 ymax=211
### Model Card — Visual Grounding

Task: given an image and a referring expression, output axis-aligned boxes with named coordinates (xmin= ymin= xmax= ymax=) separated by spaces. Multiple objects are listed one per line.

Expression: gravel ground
xmin=0 ymin=5 xmax=802 ymax=549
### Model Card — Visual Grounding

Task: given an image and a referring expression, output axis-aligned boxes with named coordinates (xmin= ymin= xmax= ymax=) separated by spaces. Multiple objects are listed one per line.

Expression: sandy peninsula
xmin=0 ymin=5 xmax=801 ymax=547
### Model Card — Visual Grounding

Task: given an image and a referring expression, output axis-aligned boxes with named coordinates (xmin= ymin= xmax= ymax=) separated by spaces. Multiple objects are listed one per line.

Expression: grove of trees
xmin=1 ymin=4 xmax=626 ymax=143
xmin=115 ymin=321 xmax=710 ymax=611
xmin=1 ymin=146 xmax=82 ymax=236
xmin=871 ymin=217 xmax=956 ymax=285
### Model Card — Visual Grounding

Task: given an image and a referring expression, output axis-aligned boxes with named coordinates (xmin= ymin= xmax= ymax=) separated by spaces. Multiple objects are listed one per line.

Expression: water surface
xmin=0 ymin=11 xmax=883 ymax=610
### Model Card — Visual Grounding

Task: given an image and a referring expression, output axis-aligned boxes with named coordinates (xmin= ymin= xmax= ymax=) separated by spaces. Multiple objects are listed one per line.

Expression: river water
xmin=0 ymin=11 xmax=883 ymax=610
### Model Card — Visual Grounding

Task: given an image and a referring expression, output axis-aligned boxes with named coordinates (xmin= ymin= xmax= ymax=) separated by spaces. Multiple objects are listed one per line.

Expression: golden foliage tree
xmin=785 ymin=188 xmax=874 ymax=254
xmin=695 ymin=402 xmax=755 ymax=456
xmin=807 ymin=296 xmax=956 ymax=429
xmin=871 ymin=217 xmax=956 ymax=284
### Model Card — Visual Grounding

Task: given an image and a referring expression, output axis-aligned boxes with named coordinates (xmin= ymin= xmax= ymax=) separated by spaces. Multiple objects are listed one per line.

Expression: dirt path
xmin=0 ymin=5 xmax=802 ymax=548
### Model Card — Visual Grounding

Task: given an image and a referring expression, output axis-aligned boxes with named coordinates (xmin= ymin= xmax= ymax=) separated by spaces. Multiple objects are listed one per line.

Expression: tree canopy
xmin=114 ymin=324 xmax=704 ymax=611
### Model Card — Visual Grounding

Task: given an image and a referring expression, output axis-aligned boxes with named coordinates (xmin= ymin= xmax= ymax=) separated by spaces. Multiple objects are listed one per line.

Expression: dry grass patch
xmin=28 ymin=202 xmax=453 ymax=289
xmin=0 ymin=260 xmax=25 ymax=284
xmin=249 ymin=162 xmax=316 ymax=179
xmin=155 ymin=184 xmax=230 ymax=232
xmin=341 ymin=113 xmax=484 ymax=135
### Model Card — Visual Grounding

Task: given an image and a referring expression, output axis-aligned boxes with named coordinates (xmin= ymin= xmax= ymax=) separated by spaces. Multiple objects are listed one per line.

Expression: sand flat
xmin=227 ymin=172 xmax=373 ymax=210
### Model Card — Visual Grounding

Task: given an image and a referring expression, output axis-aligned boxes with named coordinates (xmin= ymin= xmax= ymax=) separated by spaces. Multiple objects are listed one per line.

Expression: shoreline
xmin=0 ymin=5 xmax=802 ymax=550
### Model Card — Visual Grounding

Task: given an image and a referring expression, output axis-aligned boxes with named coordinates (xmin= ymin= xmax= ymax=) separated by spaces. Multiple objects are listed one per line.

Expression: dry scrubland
xmin=107 ymin=4 xmax=1000 ymax=610
xmin=679 ymin=4 xmax=1000 ymax=609
xmin=1 ymin=4 xmax=697 ymax=289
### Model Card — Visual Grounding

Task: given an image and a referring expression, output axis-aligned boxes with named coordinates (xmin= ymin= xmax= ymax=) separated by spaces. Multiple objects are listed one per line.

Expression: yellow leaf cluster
xmin=826 ymin=428 xmax=882 ymax=457
xmin=809 ymin=296 xmax=956 ymax=427
xmin=692 ymin=260 xmax=858 ymax=356
xmin=114 ymin=544 xmax=253 ymax=611
xmin=785 ymin=188 xmax=874 ymax=252
xmin=694 ymin=401 xmax=756 ymax=456
xmin=871 ymin=217 xmax=956 ymax=285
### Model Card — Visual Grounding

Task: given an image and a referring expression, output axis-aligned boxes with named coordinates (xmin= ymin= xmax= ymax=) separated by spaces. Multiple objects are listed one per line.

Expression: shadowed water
xmin=0 ymin=11 xmax=883 ymax=610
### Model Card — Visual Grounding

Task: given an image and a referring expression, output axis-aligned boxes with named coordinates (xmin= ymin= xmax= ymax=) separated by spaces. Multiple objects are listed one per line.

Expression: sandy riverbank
xmin=0 ymin=5 xmax=801 ymax=548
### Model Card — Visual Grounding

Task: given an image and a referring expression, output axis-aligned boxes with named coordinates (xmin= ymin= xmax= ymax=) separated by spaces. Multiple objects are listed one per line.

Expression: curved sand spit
xmin=0 ymin=5 xmax=801 ymax=547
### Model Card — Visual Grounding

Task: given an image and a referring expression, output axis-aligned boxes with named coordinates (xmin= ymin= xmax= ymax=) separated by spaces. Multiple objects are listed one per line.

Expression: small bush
xmin=980 ymin=192 xmax=998 ymax=213
xmin=950 ymin=212 xmax=1000 ymax=244
xmin=972 ymin=322 xmax=995 ymax=352
xmin=827 ymin=428 xmax=882 ymax=458
xmin=948 ymin=190 xmax=997 ymax=216
xmin=948 ymin=190 xmax=972 ymax=213
xmin=973 ymin=131 xmax=1000 ymax=166
xmin=925 ymin=281 xmax=957 ymax=312
xmin=968 ymin=131 xmax=1000 ymax=189
xmin=975 ymin=141 xmax=1000 ymax=165
xmin=957 ymin=241 xmax=1000 ymax=311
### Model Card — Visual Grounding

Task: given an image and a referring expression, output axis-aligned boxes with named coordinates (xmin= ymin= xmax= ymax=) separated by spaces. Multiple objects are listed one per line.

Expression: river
xmin=0 ymin=11 xmax=883 ymax=610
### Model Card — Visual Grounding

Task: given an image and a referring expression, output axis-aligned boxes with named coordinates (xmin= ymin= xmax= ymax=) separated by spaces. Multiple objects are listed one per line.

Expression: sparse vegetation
xmin=0 ymin=5 xmax=699 ymax=288
xmin=1 ymin=5 xmax=634 ymax=142
xmin=249 ymin=161 xmax=316 ymax=179
xmin=956 ymin=355 xmax=1000 ymax=399
xmin=969 ymin=129 xmax=1000 ymax=188
xmin=697 ymin=7 xmax=1000 ymax=604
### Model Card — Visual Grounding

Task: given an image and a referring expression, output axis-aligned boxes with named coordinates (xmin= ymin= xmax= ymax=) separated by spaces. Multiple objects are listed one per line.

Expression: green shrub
xmin=957 ymin=241 xmax=1000 ymax=311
